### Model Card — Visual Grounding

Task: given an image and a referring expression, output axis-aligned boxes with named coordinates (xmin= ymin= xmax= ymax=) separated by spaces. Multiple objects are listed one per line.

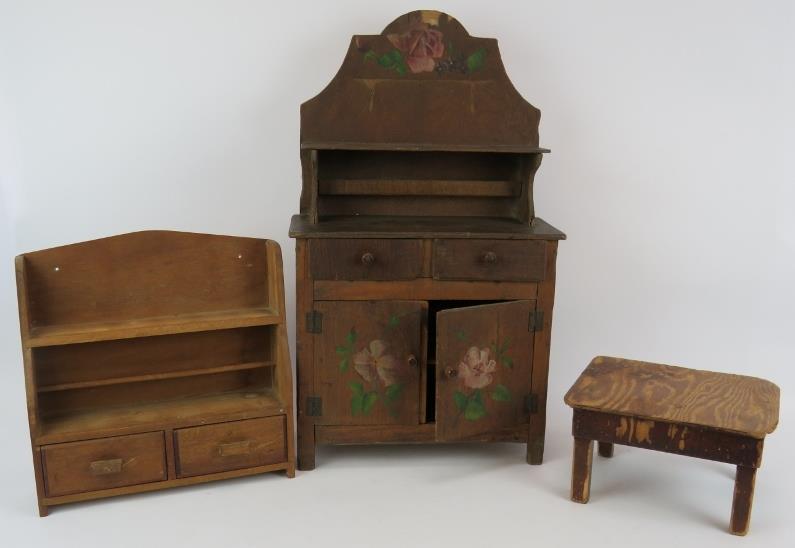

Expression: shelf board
xmin=37 ymin=388 xmax=284 ymax=445
xmin=302 ymin=141 xmax=550 ymax=154
xmin=37 ymin=361 xmax=275 ymax=393
xmin=27 ymin=307 xmax=280 ymax=347
xmin=290 ymin=214 xmax=567 ymax=240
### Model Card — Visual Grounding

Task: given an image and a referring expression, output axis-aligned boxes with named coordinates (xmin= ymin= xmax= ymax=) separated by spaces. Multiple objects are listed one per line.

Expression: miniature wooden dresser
xmin=289 ymin=10 xmax=565 ymax=469
xmin=16 ymin=231 xmax=295 ymax=515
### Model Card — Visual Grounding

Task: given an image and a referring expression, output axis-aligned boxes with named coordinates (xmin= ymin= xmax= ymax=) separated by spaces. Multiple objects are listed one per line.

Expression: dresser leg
xmin=297 ymin=422 xmax=316 ymax=471
xmin=730 ymin=465 xmax=757 ymax=535
xmin=527 ymin=435 xmax=545 ymax=465
xmin=38 ymin=502 xmax=49 ymax=517
xmin=570 ymin=437 xmax=594 ymax=503
xmin=598 ymin=441 xmax=614 ymax=458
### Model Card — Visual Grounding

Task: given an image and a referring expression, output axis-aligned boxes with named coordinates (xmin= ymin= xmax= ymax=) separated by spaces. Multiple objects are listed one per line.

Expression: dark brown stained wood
xmin=314 ymin=279 xmax=538 ymax=301
xmin=572 ymin=408 xmax=764 ymax=467
xmin=528 ymin=240 xmax=558 ymax=464
xmin=42 ymin=432 xmax=166 ymax=497
xmin=174 ymin=417 xmax=286 ymax=478
xmin=291 ymin=11 xmax=563 ymax=468
xmin=16 ymin=231 xmax=296 ymax=513
xmin=290 ymin=214 xmax=566 ymax=240
xmin=597 ymin=441 xmax=614 ymax=458
xmin=312 ymin=301 xmax=426 ymax=426
xmin=22 ymin=231 xmax=270 ymax=330
xmin=570 ymin=437 xmax=593 ymax=503
xmin=565 ymin=356 xmax=780 ymax=438
xmin=731 ymin=466 xmax=756 ymax=536
xmin=436 ymin=300 xmax=535 ymax=441
xmin=433 ymin=239 xmax=546 ymax=282
xmin=295 ymin=240 xmax=317 ymax=470
xmin=310 ymin=239 xmax=422 ymax=280
xmin=302 ymin=12 xmax=541 ymax=150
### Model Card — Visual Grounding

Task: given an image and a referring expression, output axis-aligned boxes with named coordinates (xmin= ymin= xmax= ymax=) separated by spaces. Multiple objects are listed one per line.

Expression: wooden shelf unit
xmin=16 ymin=231 xmax=296 ymax=515
xmin=291 ymin=11 xmax=565 ymax=470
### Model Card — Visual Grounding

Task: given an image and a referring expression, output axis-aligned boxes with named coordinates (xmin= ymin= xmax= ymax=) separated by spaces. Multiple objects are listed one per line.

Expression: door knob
xmin=407 ymin=354 xmax=418 ymax=368
xmin=361 ymin=252 xmax=375 ymax=265
xmin=482 ymin=251 xmax=498 ymax=264
xmin=445 ymin=367 xmax=458 ymax=379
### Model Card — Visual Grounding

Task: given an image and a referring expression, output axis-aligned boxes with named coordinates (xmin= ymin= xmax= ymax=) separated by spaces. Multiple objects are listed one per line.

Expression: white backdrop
xmin=1 ymin=1 xmax=793 ymax=546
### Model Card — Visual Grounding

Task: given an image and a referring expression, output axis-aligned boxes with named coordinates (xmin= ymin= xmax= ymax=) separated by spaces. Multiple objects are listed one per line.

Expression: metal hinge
xmin=529 ymin=310 xmax=544 ymax=332
xmin=306 ymin=396 xmax=322 ymax=417
xmin=525 ymin=393 xmax=539 ymax=414
xmin=305 ymin=311 xmax=323 ymax=333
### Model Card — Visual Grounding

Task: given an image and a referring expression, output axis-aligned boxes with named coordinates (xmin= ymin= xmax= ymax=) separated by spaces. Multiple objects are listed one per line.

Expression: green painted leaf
xmin=471 ymin=388 xmax=484 ymax=405
xmin=348 ymin=381 xmax=364 ymax=396
xmin=466 ymin=48 xmax=486 ymax=72
xmin=385 ymin=383 xmax=404 ymax=402
xmin=464 ymin=396 xmax=487 ymax=421
xmin=388 ymin=314 xmax=400 ymax=327
xmin=453 ymin=390 xmax=468 ymax=411
xmin=339 ymin=358 xmax=349 ymax=372
xmin=491 ymin=384 xmax=511 ymax=402
xmin=363 ymin=50 xmax=377 ymax=62
xmin=351 ymin=393 xmax=363 ymax=416
xmin=346 ymin=328 xmax=357 ymax=345
xmin=500 ymin=337 xmax=511 ymax=352
xmin=502 ymin=356 xmax=513 ymax=369
xmin=362 ymin=392 xmax=378 ymax=415
xmin=455 ymin=330 xmax=466 ymax=341
xmin=336 ymin=345 xmax=348 ymax=355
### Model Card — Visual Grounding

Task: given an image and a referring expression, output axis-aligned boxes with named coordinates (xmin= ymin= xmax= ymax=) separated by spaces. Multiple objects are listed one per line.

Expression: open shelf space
xmin=37 ymin=388 xmax=284 ymax=445
xmin=27 ymin=307 xmax=280 ymax=347
xmin=38 ymin=361 xmax=274 ymax=393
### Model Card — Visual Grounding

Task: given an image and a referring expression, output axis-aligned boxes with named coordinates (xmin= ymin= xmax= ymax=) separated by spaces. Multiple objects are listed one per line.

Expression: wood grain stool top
xmin=564 ymin=356 xmax=780 ymax=438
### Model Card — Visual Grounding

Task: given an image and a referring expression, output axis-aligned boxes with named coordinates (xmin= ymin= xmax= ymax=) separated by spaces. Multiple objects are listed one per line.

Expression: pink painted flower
xmin=458 ymin=346 xmax=497 ymax=389
xmin=354 ymin=339 xmax=400 ymax=387
xmin=387 ymin=22 xmax=444 ymax=73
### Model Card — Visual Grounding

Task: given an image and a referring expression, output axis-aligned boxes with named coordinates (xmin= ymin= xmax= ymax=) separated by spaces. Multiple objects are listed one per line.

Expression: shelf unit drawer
xmin=310 ymin=239 xmax=422 ymax=280
xmin=42 ymin=432 xmax=166 ymax=497
xmin=174 ymin=416 xmax=286 ymax=478
xmin=433 ymin=239 xmax=546 ymax=282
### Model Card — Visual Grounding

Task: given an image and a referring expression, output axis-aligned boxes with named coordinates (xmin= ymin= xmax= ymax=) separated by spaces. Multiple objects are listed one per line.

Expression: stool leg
xmin=730 ymin=465 xmax=757 ymax=535
xmin=598 ymin=441 xmax=614 ymax=458
xmin=571 ymin=437 xmax=594 ymax=503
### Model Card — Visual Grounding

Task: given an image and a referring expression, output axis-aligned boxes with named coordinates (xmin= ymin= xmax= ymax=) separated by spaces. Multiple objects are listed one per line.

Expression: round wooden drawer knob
xmin=407 ymin=354 xmax=418 ymax=368
xmin=445 ymin=367 xmax=458 ymax=379
xmin=483 ymin=251 xmax=498 ymax=264
xmin=361 ymin=252 xmax=375 ymax=266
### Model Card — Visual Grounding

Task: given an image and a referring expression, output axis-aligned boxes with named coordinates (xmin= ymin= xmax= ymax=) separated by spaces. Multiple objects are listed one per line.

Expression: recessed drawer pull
xmin=361 ymin=252 xmax=375 ymax=266
xmin=217 ymin=440 xmax=252 ymax=457
xmin=89 ymin=458 xmax=123 ymax=476
xmin=482 ymin=251 xmax=498 ymax=264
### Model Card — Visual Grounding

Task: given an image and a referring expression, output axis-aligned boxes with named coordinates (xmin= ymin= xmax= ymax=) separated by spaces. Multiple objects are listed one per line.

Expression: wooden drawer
xmin=174 ymin=417 xmax=286 ymax=478
xmin=42 ymin=432 xmax=166 ymax=497
xmin=433 ymin=239 xmax=546 ymax=282
xmin=310 ymin=239 xmax=422 ymax=280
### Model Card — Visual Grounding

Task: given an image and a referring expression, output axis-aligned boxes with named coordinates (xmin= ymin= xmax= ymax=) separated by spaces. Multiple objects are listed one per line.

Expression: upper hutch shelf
xmin=294 ymin=11 xmax=562 ymax=233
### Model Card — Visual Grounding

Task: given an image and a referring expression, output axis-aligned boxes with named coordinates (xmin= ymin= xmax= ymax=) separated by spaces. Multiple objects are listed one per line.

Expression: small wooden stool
xmin=564 ymin=356 xmax=780 ymax=535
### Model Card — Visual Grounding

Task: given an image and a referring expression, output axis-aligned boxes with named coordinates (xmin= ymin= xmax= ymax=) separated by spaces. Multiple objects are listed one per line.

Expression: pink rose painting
xmin=354 ymin=339 xmax=400 ymax=387
xmin=359 ymin=19 xmax=487 ymax=76
xmin=336 ymin=327 xmax=406 ymax=417
xmin=453 ymin=344 xmax=512 ymax=421
xmin=386 ymin=22 xmax=444 ymax=73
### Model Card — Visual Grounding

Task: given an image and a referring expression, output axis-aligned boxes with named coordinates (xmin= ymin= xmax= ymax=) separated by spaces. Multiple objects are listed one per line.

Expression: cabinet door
xmin=314 ymin=301 xmax=425 ymax=425
xmin=436 ymin=300 xmax=535 ymax=441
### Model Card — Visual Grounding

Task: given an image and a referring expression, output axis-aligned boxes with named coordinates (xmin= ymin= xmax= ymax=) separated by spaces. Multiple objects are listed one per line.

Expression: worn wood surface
xmin=174 ymin=417 xmax=286 ymax=478
xmin=436 ymin=300 xmax=535 ymax=441
xmin=313 ymin=300 xmax=425 ymax=426
xmin=570 ymin=437 xmax=593 ymax=503
xmin=314 ymin=279 xmax=538 ymax=301
xmin=316 ymin=423 xmax=529 ymax=444
xmin=731 ymin=465 xmax=757 ymax=535
xmin=290 ymin=215 xmax=566 ymax=240
xmin=433 ymin=239 xmax=546 ymax=282
xmin=310 ymin=239 xmax=422 ymax=280
xmin=565 ymin=356 xmax=780 ymax=438
xmin=42 ymin=432 xmax=166 ymax=497
xmin=295 ymin=240 xmax=317 ymax=470
xmin=16 ymin=231 xmax=296 ymax=514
